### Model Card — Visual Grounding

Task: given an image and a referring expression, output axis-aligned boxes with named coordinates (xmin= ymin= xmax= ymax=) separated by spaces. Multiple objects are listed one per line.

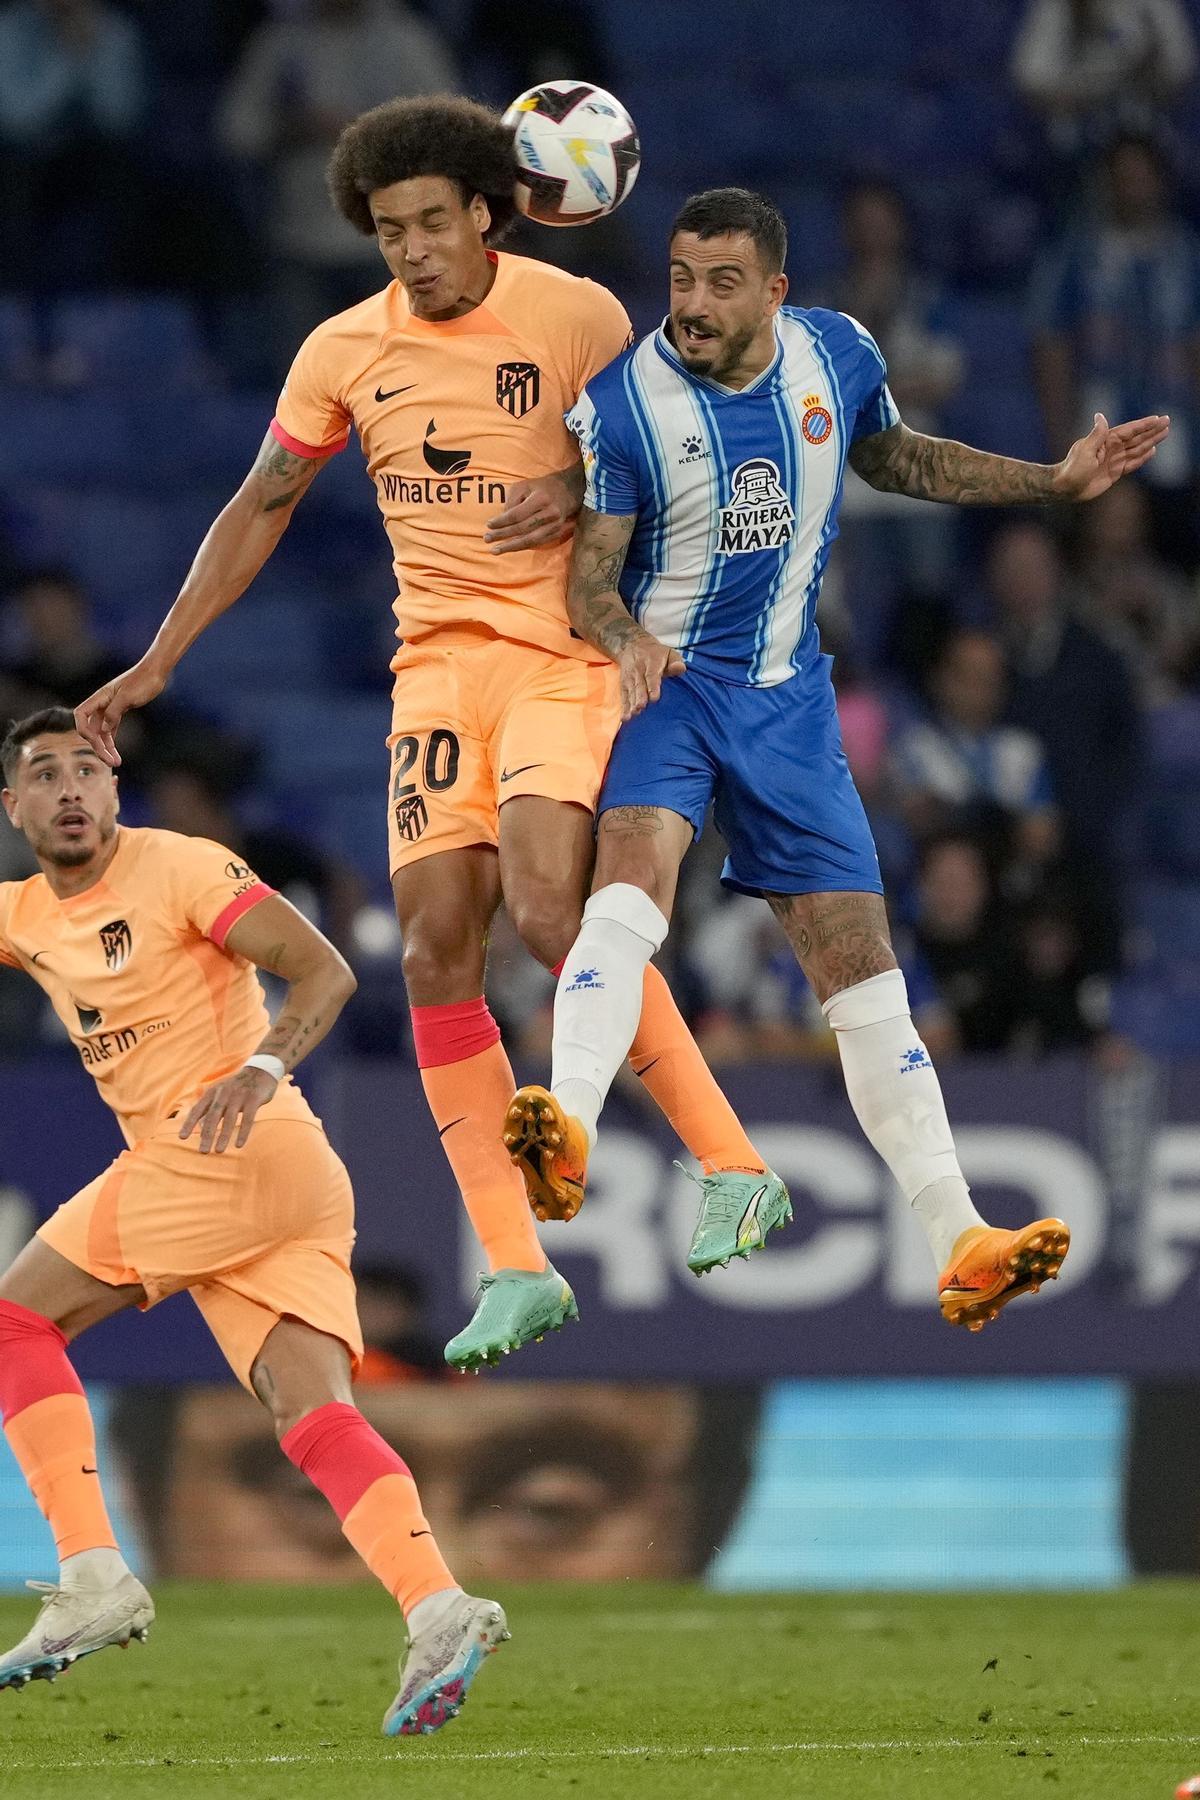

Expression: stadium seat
xmin=11 ymin=487 xmax=227 ymax=622
xmin=51 ymin=295 xmax=210 ymax=391
xmin=252 ymin=694 xmax=391 ymax=791
xmin=167 ymin=597 xmax=332 ymax=702
xmin=311 ymin=788 xmax=389 ymax=891
xmin=0 ymin=296 xmax=35 ymax=380
xmin=1129 ymin=879 xmax=1200 ymax=971
xmin=0 ymin=391 xmax=139 ymax=487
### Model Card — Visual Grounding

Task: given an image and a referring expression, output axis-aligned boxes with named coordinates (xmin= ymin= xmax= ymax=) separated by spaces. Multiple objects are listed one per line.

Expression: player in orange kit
xmin=0 ymin=708 xmax=506 ymax=1736
xmin=75 ymin=97 xmax=787 ymax=1371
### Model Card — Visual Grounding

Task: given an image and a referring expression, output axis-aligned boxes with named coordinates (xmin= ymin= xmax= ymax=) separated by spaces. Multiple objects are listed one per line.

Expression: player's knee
xmin=400 ymin=923 xmax=485 ymax=1001
xmin=506 ymin=889 xmax=579 ymax=970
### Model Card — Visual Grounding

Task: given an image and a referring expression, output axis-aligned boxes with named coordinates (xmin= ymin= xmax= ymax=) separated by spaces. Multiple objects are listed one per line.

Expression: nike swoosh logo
xmin=81 ymin=1465 xmax=98 ymax=1475
xmin=499 ymin=764 xmax=543 ymax=783
xmin=410 ymin=1528 xmax=431 ymax=1538
xmin=376 ymin=384 xmax=415 ymax=402
xmin=41 ymin=1598 xmax=124 ymax=1657
xmin=438 ymin=1117 xmax=466 ymax=1139
xmin=633 ymin=1058 xmax=660 ymax=1078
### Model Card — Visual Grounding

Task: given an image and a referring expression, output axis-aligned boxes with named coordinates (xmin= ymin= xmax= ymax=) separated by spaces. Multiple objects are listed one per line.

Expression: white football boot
xmin=382 ymin=1594 xmax=509 ymax=1737
xmin=0 ymin=1572 xmax=154 ymax=1690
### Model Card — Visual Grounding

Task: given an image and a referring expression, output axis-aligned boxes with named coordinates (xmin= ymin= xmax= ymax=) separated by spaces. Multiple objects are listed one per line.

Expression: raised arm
xmin=848 ymin=411 xmax=1169 ymax=506
xmin=180 ymin=894 xmax=356 ymax=1154
xmin=75 ymin=430 xmax=331 ymax=763
xmin=567 ymin=504 xmax=684 ymax=720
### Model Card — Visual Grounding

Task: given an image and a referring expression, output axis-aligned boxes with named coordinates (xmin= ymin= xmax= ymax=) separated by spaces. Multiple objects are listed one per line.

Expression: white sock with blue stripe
xmin=822 ymin=968 xmax=984 ymax=1268
xmin=552 ymin=884 xmax=670 ymax=1150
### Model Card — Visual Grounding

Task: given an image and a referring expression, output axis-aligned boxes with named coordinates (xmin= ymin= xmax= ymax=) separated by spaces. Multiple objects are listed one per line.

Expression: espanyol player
xmin=505 ymin=186 xmax=1169 ymax=1328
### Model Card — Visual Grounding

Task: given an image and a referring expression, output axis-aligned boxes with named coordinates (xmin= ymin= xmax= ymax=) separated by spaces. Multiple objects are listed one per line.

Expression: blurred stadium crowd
xmin=0 ymin=0 xmax=1198 ymax=1068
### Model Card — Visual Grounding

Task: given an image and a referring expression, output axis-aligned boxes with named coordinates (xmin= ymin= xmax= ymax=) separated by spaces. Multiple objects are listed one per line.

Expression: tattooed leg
xmin=593 ymin=805 xmax=694 ymax=918
xmin=765 ymin=889 xmax=897 ymax=1007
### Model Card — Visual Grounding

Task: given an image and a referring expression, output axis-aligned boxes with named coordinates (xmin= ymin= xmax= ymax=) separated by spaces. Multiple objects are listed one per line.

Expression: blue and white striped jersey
xmin=567 ymin=306 xmax=899 ymax=686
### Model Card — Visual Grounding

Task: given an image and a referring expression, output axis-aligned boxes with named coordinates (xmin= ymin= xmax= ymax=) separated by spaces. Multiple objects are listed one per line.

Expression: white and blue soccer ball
xmin=503 ymin=80 xmax=640 ymax=227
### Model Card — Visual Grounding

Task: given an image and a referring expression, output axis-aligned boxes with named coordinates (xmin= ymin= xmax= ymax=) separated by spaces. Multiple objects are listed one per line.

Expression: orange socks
xmin=631 ymin=965 xmax=766 ymax=1175
xmin=281 ymin=1402 xmax=456 ymax=1615
xmin=0 ymin=1299 xmax=118 ymax=1559
xmin=413 ymin=999 xmax=546 ymax=1274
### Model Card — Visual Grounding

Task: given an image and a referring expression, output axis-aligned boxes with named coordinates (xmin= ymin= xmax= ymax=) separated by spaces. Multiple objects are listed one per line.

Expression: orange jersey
xmin=271 ymin=251 xmax=632 ymax=664
xmin=0 ymin=828 xmax=312 ymax=1146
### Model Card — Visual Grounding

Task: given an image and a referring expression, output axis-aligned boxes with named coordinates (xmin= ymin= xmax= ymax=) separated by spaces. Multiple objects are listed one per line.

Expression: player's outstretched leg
xmin=820 ymin=965 xmax=1070 ymax=1329
xmin=411 ymin=998 xmax=578 ymax=1371
xmin=0 ymin=1297 xmax=153 ymax=1690
xmin=630 ymin=966 xmax=791 ymax=1272
xmin=505 ymin=884 xmax=791 ymax=1263
xmin=505 ymin=882 xmax=666 ymax=1216
xmin=256 ymin=1321 xmax=508 ymax=1737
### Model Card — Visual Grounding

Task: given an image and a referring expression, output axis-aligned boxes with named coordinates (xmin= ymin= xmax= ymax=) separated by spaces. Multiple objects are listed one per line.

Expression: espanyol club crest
xmin=717 ymin=458 xmax=797 ymax=554
xmin=801 ymin=392 xmax=833 ymax=446
xmin=99 ymin=918 xmax=132 ymax=972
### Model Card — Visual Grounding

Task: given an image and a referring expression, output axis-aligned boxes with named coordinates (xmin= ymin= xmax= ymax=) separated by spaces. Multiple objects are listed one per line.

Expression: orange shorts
xmin=37 ymin=1101 xmax=363 ymax=1391
xmin=386 ymin=629 xmax=620 ymax=876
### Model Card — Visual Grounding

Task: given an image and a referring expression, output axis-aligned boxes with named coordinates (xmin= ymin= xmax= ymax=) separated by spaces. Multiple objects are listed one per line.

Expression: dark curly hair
xmin=327 ymin=95 xmax=518 ymax=243
xmin=2 ymin=706 xmax=78 ymax=785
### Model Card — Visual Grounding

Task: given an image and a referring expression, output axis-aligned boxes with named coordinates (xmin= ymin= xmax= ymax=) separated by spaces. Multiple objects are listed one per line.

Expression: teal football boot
xmin=684 ymin=1167 xmax=793 ymax=1275
xmin=444 ymin=1263 xmax=579 ymax=1372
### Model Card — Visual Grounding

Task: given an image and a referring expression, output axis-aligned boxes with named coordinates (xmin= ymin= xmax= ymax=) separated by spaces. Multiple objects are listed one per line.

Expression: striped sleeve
xmin=841 ymin=313 xmax=901 ymax=443
xmin=566 ymin=381 xmax=643 ymax=515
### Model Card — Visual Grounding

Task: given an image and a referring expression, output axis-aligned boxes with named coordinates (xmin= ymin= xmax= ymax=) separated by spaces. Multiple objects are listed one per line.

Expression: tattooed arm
xmin=75 ymin=429 xmax=332 ymax=763
xmin=849 ymin=411 xmax=1170 ymax=506
xmin=180 ymin=895 xmax=356 ymax=1153
xmin=567 ymin=505 xmax=686 ymax=720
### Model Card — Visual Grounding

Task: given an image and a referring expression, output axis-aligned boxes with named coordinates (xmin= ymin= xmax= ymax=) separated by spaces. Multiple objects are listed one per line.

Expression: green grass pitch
xmin=1 ymin=1583 xmax=1197 ymax=1799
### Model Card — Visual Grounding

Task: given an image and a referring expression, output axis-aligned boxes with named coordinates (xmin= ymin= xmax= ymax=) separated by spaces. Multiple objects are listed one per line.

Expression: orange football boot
xmin=502 ymin=1085 xmax=589 ymax=1222
xmin=938 ymin=1218 xmax=1071 ymax=1331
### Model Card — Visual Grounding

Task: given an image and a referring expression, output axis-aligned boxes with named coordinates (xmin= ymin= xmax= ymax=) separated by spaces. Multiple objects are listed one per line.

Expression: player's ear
xmin=2 ymin=787 xmax=18 ymax=830
xmin=112 ymin=775 xmax=121 ymax=820
xmin=767 ymin=271 xmax=789 ymax=314
xmin=469 ymin=192 xmax=492 ymax=237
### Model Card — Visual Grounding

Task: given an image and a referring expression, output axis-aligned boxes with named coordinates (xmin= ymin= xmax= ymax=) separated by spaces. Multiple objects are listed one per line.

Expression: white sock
xmin=553 ymin=1077 xmax=603 ymax=1150
xmin=406 ymin=1585 xmax=464 ymax=1638
xmin=822 ymin=968 xmax=985 ymax=1268
xmin=551 ymin=885 xmax=670 ymax=1145
xmin=60 ymin=1546 xmax=130 ymax=1591
xmin=912 ymin=1175 xmax=987 ymax=1269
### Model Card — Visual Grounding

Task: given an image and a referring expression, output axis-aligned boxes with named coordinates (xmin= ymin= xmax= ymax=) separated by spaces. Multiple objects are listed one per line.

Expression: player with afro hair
xmin=327 ymin=94 xmax=519 ymax=243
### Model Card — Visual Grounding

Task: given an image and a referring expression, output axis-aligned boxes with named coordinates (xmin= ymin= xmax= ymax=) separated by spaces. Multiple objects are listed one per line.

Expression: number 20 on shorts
xmin=391 ymin=730 xmax=461 ymax=799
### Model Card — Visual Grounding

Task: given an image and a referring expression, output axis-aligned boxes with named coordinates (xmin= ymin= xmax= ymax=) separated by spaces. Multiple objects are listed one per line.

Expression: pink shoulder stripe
xmin=270 ymin=417 xmax=349 ymax=459
xmin=209 ymin=882 xmax=277 ymax=950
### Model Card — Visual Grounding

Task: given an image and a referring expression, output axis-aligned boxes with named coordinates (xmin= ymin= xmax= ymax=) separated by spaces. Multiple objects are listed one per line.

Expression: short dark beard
xmin=44 ymin=844 xmax=97 ymax=869
xmin=30 ymin=816 xmax=115 ymax=870
xmin=669 ymin=316 xmax=757 ymax=383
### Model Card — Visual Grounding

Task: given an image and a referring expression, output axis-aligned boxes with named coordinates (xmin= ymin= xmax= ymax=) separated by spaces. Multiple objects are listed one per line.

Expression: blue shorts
xmin=599 ymin=655 xmax=883 ymax=897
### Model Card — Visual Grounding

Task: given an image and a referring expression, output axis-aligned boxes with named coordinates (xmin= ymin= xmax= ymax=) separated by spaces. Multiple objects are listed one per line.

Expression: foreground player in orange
xmin=0 ymin=709 xmax=505 ymax=1736
xmin=75 ymin=97 xmax=783 ymax=1370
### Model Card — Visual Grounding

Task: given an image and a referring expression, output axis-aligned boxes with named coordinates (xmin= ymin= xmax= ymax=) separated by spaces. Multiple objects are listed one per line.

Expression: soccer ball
xmin=1176 ymin=1781 xmax=1200 ymax=1798
xmin=503 ymin=81 xmax=640 ymax=227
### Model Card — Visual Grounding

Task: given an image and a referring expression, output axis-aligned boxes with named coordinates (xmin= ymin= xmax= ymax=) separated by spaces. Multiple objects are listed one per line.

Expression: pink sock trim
xmin=280 ymin=1401 xmax=412 ymax=1522
xmin=410 ymin=997 xmax=502 ymax=1069
xmin=0 ymin=1298 xmax=82 ymax=1424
